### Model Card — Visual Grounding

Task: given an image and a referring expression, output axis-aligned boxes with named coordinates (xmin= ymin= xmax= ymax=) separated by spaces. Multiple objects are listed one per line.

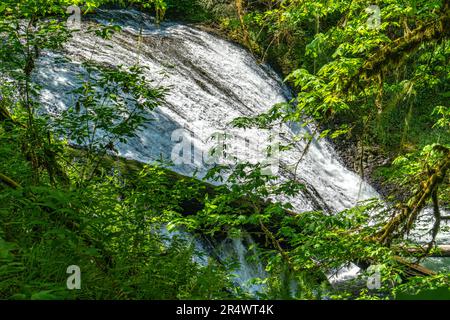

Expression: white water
xmin=35 ymin=9 xmax=388 ymax=293
xmin=37 ymin=9 xmax=378 ymax=208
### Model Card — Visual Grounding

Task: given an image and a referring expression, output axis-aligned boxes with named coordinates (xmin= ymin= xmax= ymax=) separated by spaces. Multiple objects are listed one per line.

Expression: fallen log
xmin=393 ymin=256 xmax=436 ymax=277
xmin=399 ymin=245 xmax=450 ymax=258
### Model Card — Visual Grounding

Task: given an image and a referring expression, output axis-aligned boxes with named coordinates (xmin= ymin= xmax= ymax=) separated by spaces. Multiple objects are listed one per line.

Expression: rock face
xmin=333 ymin=138 xmax=395 ymax=198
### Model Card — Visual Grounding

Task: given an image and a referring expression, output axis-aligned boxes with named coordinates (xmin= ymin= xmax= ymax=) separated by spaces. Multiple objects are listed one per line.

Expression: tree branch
xmin=346 ymin=2 xmax=450 ymax=91
xmin=0 ymin=173 xmax=20 ymax=189
xmin=376 ymin=147 xmax=450 ymax=244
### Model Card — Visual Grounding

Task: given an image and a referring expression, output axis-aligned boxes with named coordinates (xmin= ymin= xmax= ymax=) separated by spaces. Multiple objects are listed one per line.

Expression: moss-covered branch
xmin=0 ymin=173 xmax=20 ymax=189
xmin=377 ymin=146 xmax=450 ymax=244
xmin=347 ymin=1 xmax=450 ymax=90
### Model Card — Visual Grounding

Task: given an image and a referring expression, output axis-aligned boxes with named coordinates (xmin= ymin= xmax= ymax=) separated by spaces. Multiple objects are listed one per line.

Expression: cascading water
xmin=37 ymin=9 xmax=378 ymax=207
xmin=34 ymin=9 xmax=398 ymax=294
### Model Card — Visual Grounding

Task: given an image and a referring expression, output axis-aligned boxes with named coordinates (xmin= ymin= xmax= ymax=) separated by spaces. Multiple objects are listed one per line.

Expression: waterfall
xmin=35 ymin=9 xmax=383 ymax=294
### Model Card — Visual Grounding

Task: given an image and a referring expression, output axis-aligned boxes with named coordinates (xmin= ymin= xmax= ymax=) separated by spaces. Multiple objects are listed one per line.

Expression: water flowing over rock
xmin=35 ymin=9 xmax=381 ymax=293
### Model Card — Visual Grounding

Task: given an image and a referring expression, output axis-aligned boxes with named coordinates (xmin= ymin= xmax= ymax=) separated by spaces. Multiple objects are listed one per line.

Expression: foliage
xmin=52 ymin=62 xmax=166 ymax=184
xmin=0 ymin=161 xmax=236 ymax=299
xmin=0 ymin=0 xmax=449 ymax=301
xmin=0 ymin=0 xmax=236 ymax=299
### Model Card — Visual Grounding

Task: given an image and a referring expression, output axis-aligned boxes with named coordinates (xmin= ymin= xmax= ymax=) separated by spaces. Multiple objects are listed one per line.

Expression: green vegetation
xmin=0 ymin=0 xmax=449 ymax=300
xmin=207 ymin=0 xmax=450 ymax=202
